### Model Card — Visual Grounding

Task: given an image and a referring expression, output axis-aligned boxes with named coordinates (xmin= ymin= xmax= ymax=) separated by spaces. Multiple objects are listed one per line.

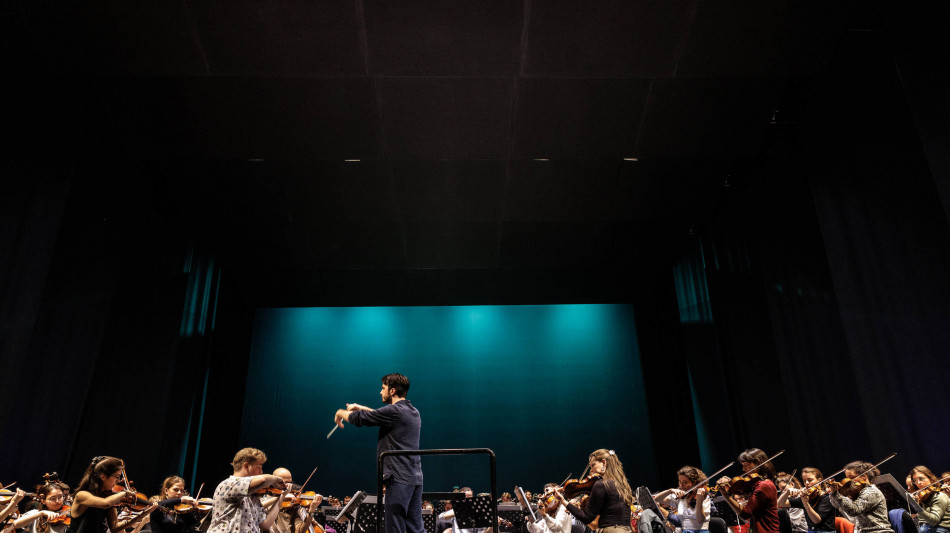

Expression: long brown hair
xmin=590 ymin=449 xmax=635 ymax=506
xmin=159 ymin=476 xmax=186 ymax=499
xmin=76 ymin=456 xmax=124 ymax=496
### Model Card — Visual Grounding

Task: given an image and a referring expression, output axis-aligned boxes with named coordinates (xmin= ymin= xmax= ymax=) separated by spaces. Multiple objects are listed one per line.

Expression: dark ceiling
xmin=7 ymin=0 xmax=867 ymax=306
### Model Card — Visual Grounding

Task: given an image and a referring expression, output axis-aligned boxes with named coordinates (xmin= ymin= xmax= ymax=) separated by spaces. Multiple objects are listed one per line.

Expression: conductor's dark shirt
xmin=350 ymin=399 xmax=423 ymax=486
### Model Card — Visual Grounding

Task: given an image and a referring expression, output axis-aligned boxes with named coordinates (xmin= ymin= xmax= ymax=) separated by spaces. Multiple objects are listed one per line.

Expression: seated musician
xmin=69 ymin=456 xmax=158 ymax=533
xmin=908 ymin=466 xmax=949 ymax=533
xmin=13 ymin=481 xmax=70 ymax=533
xmin=207 ymin=448 xmax=288 ymax=533
xmin=716 ymin=449 xmax=780 ymax=533
xmin=527 ymin=484 xmax=572 ymax=533
xmin=826 ymin=461 xmax=893 ymax=533
xmin=776 ymin=473 xmax=806 ymax=533
xmin=149 ymin=476 xmax=202 ymax=533
xmin=654 ymin=466 xmax=711 ymax=533
xmin=270 ymin=468 xmax=323 ymax=533
xmin=778 ymin=468 xmax=835 ymax=533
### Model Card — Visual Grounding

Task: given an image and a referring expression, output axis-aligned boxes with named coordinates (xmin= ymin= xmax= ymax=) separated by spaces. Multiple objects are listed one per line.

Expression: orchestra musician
xmin=270 ymin=468 xmax=323 ymax=533
xmin=826 ymin=461 xmax=893 ymax=533
xmin=1 ymin=489 xmax=26 ymax=524
xmin=908 ymin=466 xmax=949 ymax=533
xmin=149 ymin=476 xmax=202 ymax=533
xmin=527 ymin=484 xmax=572 ymax=533
xmin=778 ymin=468 xmax=835 ymax=533
xmin=653 ymin=466 xmax=711 ymax=533
xmin=716 ymin=449 xmax=780 ymax=533
xmin=67 ymin=456 xmax=158 ymax=533
xmin=207 ymin=448 xmax=288 ymax=533
xmin=13 ymin=481 xmax=70 ymax=533
xmin=556 ymin=449 xmax=635 ymax=533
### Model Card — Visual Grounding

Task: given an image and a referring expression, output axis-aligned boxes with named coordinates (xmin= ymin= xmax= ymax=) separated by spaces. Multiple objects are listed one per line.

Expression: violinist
xmin=149 ymin=476 xmax=202 ymax=533
xmin=14 ymin=481 xmax=70 ymax=533
xmin=269 ymin=468 xmax=323 ymax=533
xmin=556 ymin=449 xmax=635 ymax=533
xmin=653 ymin=466 xmax=711 ymax=533
xmin=527 ymin=484 xmax=572 ymax=533
xmin=67 ymin=456 xmax=158 ymax=533
xmin=908 ymin=466 xmax=949 ymax=533
xmin=0 ymin=489 xmax=26 ymax=524
xmin=775 ymin=474 xmax=805 ymax=533
xmin=716 ymin=449 xmax=780 ymax=533
xmin=207 ymin=448 xmax=288 ymax=533
xmin=825 ymin=461 xmax=892 ymax=533
xmin=778 ymin=468 xmax=835 ymax=533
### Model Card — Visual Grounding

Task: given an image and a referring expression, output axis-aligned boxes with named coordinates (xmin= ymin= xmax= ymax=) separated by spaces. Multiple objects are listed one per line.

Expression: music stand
xmin=353 ymin=496 xmax=379 ymax=533
xmin=873 ymin=474 xmax=924 ymax=514
xmin=515 ymin=487 xmax=539 ymax=523
xmin=336 ymin=492 xmax=368 ymax=525
xmin=636 ymin=487 xmax=674 ymax=533
xmin=453 ymin=495 xmax=495 ymax=529
xmin=710 ymin=496 xmax=746 ymax=527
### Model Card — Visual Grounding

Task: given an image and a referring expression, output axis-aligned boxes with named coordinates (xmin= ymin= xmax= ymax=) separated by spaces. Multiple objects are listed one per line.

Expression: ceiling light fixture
xmin=623 ymin=157 xmax=638 ymax=162
xmin=344 ymin=159 xmax=360 ymax=162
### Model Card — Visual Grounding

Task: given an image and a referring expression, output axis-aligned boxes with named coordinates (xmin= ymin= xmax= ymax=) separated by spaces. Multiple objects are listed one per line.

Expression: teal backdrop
xmin=241 ymin=304 xmax=657 ymax=497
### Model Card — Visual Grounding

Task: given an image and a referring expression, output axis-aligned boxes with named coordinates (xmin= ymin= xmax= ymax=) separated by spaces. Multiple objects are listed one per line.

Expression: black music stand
xmin=636 ymin=487 xmax=674 ymax=533
xmin=873 ymin=474 xmax=924 ymax=514
xmin=710 ymin=496 xmax=746 ymax=527
xmin=453 ymin=496 xmax=495 ymax=529
xmin=353 ymin=496 xmax=380 ymax=533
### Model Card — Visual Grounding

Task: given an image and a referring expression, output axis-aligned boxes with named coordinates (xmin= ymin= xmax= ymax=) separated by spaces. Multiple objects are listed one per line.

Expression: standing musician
xmin=716 ymin=449 xmax=780 ymax=533
xmin=778 ymin=468 xmax=835 ymax=533
xmin=908 ymin=466 xmax=950 ymax=533
xmin=555 ymin=449 xmax=635 ymax=533
xmin=653 ymin=466 xmax=711 ymax=533
xmin=208 ymin=448 xmax=288 ymax=533
xmin=67 ymin=456 xmax=158 ymax=533
xmin=825 ymin=461 xmax=892 ymax=533
xmin=334 ymin=373 xmax=424 ymax=533
xmin=149 ymin=476 xmax=202 ymax=533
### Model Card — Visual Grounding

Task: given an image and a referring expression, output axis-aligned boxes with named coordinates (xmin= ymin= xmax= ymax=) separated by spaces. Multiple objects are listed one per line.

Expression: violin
xmin=718 ymin=450 xmax=786 ymax=496
xmin=910 ymin=475 xmax=950 ymax=505
xmin=48 ymin=507 xmax=71 ymax=526
xmin=112 ymin=479 xmax=149 ymax=511
xmin=563 ymin=475 xmax=602 ymax=500
xmin=0 ymin=489 xmax=37 ymax=505
xmin=173 ymin=499 xmax=212 ymax=514
xmin=282 ymin=491 xmax=322 ymax=509
xmin=826 ymin=453 xmax=897 ymax=500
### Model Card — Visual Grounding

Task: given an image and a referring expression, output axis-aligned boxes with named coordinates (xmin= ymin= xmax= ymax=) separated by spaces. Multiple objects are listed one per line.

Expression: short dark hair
xmin=382 ymin=373 xmax=410 ymax=397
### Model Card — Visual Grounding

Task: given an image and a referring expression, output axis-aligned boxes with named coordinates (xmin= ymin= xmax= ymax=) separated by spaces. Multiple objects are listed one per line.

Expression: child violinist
xmin=908 ymin=466 xmax=950 ymax=533
xmin=825 ymin=461 xmax=892 ymax=533
xmin=778 ymin=468 xmax=835 ymax=533
xmin=68 ymin=456 xmax=158 ymax=533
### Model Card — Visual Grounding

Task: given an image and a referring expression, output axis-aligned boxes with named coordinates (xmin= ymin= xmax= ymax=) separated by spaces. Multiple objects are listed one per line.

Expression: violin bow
xmin=193 ymin=483 xmax=205 ymax=501
xmin=298 ymin=467 xmax=318 ymax=494
xmin=1 ymin=482 xmax=15 ymax=490
xmin=853 ymin=453 xmax=897 ymax=481
xmin=682 ymin=462 xmax=736 ymax=496
xmin=909 ymin=474 xmax=950 ymax=496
